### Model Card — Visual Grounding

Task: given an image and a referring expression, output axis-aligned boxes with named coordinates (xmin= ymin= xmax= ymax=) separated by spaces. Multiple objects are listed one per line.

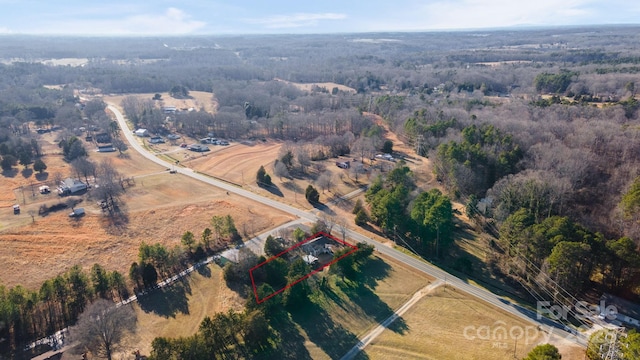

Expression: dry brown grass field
xmin=102 ymin=91 xmax=218 ymax=114
xmin=0 ymin=174 xmax=293 ymax=289
xmin=0 ymin=128 xmax=294 ymax=289
xmin=362 ymin=286 xmax=585 ymax=360
xmin=274 ymin=78 xmax=357 ymax=94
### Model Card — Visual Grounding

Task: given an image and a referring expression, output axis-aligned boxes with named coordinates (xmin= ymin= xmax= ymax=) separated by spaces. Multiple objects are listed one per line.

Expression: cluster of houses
xmin=132 ymin=127 xmax=236 ymax=153
xmin=199 ymin=137 xmax=229 ymax=146
xmin=134 ymin=129 xmax=183 ymax=145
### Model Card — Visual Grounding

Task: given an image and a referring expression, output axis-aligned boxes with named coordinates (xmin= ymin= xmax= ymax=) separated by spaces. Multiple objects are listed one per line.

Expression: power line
xmin=465 ymin=204 xmax=594 ymax=330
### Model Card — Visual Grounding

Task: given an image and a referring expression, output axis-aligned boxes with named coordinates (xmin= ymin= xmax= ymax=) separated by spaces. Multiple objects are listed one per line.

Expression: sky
xmin=0 ymin=0 xmax=638 ymax=36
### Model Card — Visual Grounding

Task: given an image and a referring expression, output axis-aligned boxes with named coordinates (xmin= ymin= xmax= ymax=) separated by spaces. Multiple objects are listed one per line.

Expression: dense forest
xmin=2 ymin=26 xmax=640 ymax=353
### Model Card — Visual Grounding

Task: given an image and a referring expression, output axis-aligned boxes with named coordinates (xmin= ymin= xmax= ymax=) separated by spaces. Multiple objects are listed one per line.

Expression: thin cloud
xmin=361 ymin=0 xmax=601 ymax=32
xmin=421 ymin=0 xmax=595 ymax=29
xmin=31 ymin=7 xmax=206 ymax=35
xmin=246 ymin=12 xmax=347 ymax=29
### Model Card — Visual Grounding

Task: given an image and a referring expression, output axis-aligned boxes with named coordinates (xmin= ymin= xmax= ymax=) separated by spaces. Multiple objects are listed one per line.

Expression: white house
xmin=162 ymin=106 xmax=177 ymax=114
xmin=58 ymin=178 xmax=87 ymax=195
xmin=134 ymin=128 xmax=149 ymax=137
xmin=303 ymin=254 xmax=318 ymax=265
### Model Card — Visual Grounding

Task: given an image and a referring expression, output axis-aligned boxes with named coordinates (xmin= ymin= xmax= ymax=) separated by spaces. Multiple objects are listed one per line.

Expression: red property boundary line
xmin=249 ymin=231 xmax=358 ymax=304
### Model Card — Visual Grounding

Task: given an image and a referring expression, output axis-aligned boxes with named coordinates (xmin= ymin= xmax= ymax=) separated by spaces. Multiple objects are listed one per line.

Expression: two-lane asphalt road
xmin=107 ymin=105 xmax=585 ymax=347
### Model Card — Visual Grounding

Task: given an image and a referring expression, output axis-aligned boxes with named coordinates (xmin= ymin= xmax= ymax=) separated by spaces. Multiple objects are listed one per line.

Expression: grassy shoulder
xmin=362 ymin=285 xmax=586 ymax=360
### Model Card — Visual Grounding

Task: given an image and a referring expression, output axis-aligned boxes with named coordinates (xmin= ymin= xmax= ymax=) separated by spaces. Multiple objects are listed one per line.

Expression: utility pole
xmin=604 ymin=328 xmax=622 ymax=360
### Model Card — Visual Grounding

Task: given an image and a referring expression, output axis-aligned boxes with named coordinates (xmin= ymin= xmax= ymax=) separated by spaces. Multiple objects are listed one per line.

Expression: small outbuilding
xmin=149 ymin=136 xmax=165 ymax=144
xmin=187 ymin=144 xmax=210 ymax=152
xmin=69 ymin=208 xmax=85 ymax=217
xmin=97 ymin=144 xmax=116 ymax=152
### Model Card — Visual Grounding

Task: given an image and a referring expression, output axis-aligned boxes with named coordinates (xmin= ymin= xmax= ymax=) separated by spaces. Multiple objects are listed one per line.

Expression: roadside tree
xmin=71 ymin=299 xmax=137 ymax=360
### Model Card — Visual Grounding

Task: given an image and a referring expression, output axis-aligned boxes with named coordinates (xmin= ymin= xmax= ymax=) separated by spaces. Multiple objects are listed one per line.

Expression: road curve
xmin=107 ymin=105 xmax=585 ymax=348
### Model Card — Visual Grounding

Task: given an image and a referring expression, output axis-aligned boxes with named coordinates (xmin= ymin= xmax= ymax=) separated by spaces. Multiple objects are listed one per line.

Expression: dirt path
xmin=340 ymin=279 xmax=444 ymax=360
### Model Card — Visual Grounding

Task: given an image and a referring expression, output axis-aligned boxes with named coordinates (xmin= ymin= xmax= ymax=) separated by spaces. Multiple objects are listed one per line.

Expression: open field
xmin=128 ymin=264 xmax=245 ymax=356
xmin=186 ymin=141 xmax=282 ymax=186
xmin=362 ymin=285 xmax=586 ymax=360
xmin=274 ymin=78 xmax=357 ymax=94
xmin=0 ymin=140 xmax=294 ymax=290
xmin=102 ymin=91 xmax=218 ymax=114
xmin=0 ymin=173 xmax=293 ymax=289
xmin=186 ymin=139 xmax=368 ymax=209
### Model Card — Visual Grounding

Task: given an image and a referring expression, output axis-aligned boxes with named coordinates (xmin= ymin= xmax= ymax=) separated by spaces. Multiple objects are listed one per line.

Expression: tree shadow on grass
xmin=354 ymin=256 xmax=391 ymax=289
xmin=312 ymin=202 xmax=336 ymax=216
xmin=2 ymin=168 xmax=18 ymax=178
xmin=21 ymin=168 xmax=33 ymax=178
xmin=101 ymin=210 xmax=130 ymax=236
xmin=282 ymin=180 xmax=302 ymax=193
xmin=259 ymin=183 xmax=284 ymax=197
xmin=290 ymin=300 xmax=366 ymax=360
xmin=35 ymin=171 xmax=49 ymax=181
xmin=337 ymin=280 xmax=408 ymax=335
xmin=196 ymin=263 xmax=212 ymax=277
xmin=264 ymin=315 xmax=313 ymax=360
xmin=336 ymin=257 xmax=409 ymax=335
xmin=137 ymin=279 xmax=191 ymax=318
xmin=319 ymin=284 xmax=348 ymax=310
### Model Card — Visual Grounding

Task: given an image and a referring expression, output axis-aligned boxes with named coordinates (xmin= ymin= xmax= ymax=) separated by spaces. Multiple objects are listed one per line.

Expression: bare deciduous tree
xmin=336 ymin=217 xmax=349 ymax=241
xmin=71 ymin=299 xmax=136 ymax=360
xmin=295 ymin=146 xmax=311 ymax=174
xmin=71 ymin=157 xmax=96 ymax=185
xmin=352 ymin=136 xmax=376 ymax=163
xmin=316 ymin=171 xmax=334 ymax=193
xmin=93 ymin=159 xmax=124 ymax=216
xmin=111 ymin=137 xmax=128 ymax=156
xmin=273 ymin=160 xmax=290 ymax=180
